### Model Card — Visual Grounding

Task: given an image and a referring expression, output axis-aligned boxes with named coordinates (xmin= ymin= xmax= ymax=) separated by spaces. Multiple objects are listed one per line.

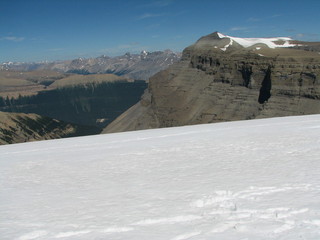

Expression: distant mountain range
xmin=1 ymin=50 xmax=182 ymax=81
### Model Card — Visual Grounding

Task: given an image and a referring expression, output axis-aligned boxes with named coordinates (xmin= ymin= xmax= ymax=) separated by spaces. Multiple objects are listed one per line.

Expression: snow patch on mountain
xmin=220 ymin=39 xmax=234 ymax=51
xmin=217 ymin=32 xmax=299 ymax=49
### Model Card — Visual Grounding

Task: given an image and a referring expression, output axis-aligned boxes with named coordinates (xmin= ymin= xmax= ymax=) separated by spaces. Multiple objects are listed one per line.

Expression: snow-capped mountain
xmin=104 ymin=31 xmax=320 ymax=134
xmin=1 ymin=114 xmax=320 ymax=239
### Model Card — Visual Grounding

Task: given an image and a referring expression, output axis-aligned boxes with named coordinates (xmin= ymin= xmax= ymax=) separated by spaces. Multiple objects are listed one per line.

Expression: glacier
xmin=1 ymin=115 xmax=320 ymax=239
xmin=217 ymin=32 xmax=298 ymax=49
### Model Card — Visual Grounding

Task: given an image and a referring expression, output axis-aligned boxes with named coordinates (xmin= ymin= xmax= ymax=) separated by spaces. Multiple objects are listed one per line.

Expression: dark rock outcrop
xmin=103 ymin=32 xmax=320 ymax=133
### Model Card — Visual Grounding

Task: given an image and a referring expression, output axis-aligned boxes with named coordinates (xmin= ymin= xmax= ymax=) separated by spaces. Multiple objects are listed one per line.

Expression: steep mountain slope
xmin=0 ymin=111 xmax=100 ymax=144
xmin=1 ymin=50 xmax=181 ymax=81
xmin=103 ymin=32 xmax=320 ymax=133
xmin=1 ymin=115 xmax=320 ymax=239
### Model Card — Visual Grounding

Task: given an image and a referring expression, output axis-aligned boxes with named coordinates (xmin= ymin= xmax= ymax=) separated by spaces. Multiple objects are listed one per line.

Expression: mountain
xmin=103 ymin=32 xmax=320 ymax=133
xmin=1 ymin=50 xmax=181 ymax=81
xmin=0 ymin=111 xmax=100 ymax=144
xmin=1 ymin=114 xmax=320 ymax=239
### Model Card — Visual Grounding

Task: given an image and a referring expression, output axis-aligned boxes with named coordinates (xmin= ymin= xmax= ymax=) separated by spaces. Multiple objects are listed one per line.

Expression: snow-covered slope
xmin=217 ymin=32 xmax=298 ymax=49
xmin=1 ymin=115 xmax=320 ymax=239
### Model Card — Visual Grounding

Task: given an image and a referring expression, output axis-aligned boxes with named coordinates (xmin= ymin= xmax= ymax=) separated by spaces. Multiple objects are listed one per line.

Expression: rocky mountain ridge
xmin=103 ymin=32 xmax=320 ymax=133
xmin=1 ymin=50 xmax=181 ymax=81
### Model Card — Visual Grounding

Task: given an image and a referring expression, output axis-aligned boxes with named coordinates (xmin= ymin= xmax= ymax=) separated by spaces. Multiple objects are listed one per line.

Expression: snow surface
xmin=217 ymin=32 xmax=298 ymax=49
xmin=1 ymin=115 xmax=320 ymax=239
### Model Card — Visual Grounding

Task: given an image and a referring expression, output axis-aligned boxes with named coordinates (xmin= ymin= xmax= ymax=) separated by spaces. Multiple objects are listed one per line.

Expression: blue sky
xmin=1 ymin=0 xmax=319 ymax=62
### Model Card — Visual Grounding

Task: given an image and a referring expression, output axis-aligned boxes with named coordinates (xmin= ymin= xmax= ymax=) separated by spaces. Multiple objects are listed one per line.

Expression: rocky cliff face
xmin=103 ymin=32 xmax=320 ymax=133
xmin=0 ymin=112 xmax=100 ymax=145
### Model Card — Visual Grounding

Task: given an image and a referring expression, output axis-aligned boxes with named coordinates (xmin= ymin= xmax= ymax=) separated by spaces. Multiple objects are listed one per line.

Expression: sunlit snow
xmin=217 ymin=32 xmax=298 ymax=49
xmin=1 ymin=115 xmax=320 ymax=239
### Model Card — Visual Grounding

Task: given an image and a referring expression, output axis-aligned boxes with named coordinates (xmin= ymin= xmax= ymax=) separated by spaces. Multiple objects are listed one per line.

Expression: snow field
xmin=217 ymin=32 xmax=299 ymax=49
xmin=0 ymin=115 xmax=320 ymax=239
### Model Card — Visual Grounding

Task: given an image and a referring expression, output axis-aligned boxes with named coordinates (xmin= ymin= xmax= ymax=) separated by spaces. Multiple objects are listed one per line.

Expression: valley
xmin=0 ymin=80 xmax=147 ymax=128
xmin=0 ymin=70 xmax=147 ymax=144
xmin=0 ymin=50 xmax=181 ymax=144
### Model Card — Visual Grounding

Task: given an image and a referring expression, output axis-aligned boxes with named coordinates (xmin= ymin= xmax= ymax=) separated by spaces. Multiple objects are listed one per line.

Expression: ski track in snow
xmin=0 ymin=115 xmax=320 ymax=239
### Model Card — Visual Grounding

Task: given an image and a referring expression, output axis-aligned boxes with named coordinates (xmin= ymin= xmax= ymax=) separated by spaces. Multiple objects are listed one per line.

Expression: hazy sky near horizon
xmin=1 ymin=0 xmax=320 ymax=62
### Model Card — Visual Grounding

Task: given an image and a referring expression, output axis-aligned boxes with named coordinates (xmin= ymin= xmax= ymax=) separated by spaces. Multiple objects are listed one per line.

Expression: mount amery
xmin=103 ymin=31 xmax=320 ymax=133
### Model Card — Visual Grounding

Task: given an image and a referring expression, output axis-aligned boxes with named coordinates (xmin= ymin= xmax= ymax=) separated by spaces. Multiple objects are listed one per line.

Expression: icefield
xmin=216 ymin=32 xmax=298 ymax=49
xmin=1 ymin=115 xmax=320 ymax=239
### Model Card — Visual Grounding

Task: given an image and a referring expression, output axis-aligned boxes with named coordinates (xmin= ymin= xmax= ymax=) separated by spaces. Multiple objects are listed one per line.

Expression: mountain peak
xmin=205 ymin=31 xmax=226 ymax=39
xmin=193 ymin=32 xmax=237 ymax=51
